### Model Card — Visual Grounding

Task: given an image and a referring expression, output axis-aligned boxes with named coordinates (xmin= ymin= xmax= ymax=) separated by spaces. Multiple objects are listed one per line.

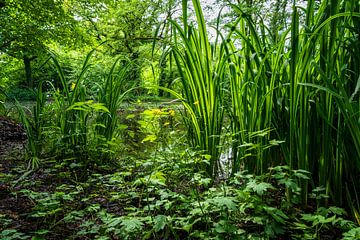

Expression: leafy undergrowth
xmin=1 ymin=109 xmax=359 ymax=240
xmin=1 ymin=150 xmax=359 ymax=240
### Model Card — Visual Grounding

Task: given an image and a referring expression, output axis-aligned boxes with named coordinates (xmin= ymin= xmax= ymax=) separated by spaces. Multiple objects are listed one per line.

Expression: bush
xmin=6 ymin=86 xmax=36 ymax=101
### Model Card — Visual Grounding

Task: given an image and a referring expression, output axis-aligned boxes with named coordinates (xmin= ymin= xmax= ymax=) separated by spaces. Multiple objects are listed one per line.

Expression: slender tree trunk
xmin=23 ymin=55 xmax=33 ymax=88
xmin=23 ymin=55 xmax=37 ymax=88
xmin=130 ymin=51 xmax=142 ymax=95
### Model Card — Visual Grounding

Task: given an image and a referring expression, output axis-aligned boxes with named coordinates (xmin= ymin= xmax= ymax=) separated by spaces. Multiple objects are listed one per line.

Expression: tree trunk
xmin=23 ymin=55 xmax=33 ymax=88
xmin=23 ymin=55 xmax=37 ymax=88
xmin=130 ymin=51 xmax=142 ymax=95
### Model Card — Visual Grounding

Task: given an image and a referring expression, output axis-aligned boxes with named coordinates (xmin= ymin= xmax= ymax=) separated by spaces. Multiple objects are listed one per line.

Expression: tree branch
xmin=86 ymin=16 xmax=105 ymax=41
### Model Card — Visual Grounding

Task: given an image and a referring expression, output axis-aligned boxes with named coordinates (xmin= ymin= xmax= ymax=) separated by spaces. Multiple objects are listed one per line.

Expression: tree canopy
xmin=0 ymin=0 xmax=308 ymax=90
xmin=0 ymin=0 xmax=78 ymax=87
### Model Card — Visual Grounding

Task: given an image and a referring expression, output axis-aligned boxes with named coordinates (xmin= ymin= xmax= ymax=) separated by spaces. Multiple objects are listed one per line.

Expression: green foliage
xmin=47 ymin=50 xmax=127 ymax=164
xmin=96 ymin=57 xmax=132 ymax=143
xmin=178 ymin=0 xmax=360 ymax=217
xmin=1 ymin=130 xmax=357 ymax=239
xmin=294 ymin=206 xmax=356 ymax=239
xmin=0 ymin=0 xmax=81 ymax=89
xmin=343 ymin=227 xmax=360 ymax=240
xmin=0 ymin=0 xmax=75 ymax=55
xmin=246 ymin=180 xmax=274 ymax=196
xmin=3 ymin=0 xmax=360 ymax=239
xmin=0 ymin=54 xmax=23 ymax=90
xmin=0 ymin=229 xmax=29 ymax=240
xmin=7 ymin=87 xmax=36 ymax=101
xmin=0 ymin=93 xmax=5 ymax=115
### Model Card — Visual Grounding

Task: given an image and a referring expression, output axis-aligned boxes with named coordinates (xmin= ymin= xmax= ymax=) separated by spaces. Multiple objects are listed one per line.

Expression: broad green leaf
xmin=89 ymin=103 xmax=110 ymax=113
xmin=107 ymin=217 xmax=122 ymax=227
xmin=211 ymin=197 xmax=237 ymax=210
xmin=120 ymin=218 xmax=144 ymax=232
xmin=343 ymin=227 xmax=360 ymax=239
xmin=263 ymin=206 xmax=289 ymax=224
xmin=154 ymin=215 xmax=167 ymax=232
xmin=149 ymin=171 xmax=167 ymax=186
xmin=328 ymin=206 xmax=347 ymax=216
xmin=126 ymin=114 xmax=136 ymax=119
xmin=246 ymin=180 xmax=274 ymax=195
xmin=142 ymin=134 xmax=157 ymax=143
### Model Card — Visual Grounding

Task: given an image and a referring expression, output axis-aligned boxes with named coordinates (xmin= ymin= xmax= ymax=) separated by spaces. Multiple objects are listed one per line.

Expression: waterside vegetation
xmin=1 ymin=0 xmax=360 ymax=239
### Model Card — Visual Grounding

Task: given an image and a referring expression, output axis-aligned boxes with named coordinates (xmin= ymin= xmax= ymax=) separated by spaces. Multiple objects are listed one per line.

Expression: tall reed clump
xmin=50 ymin=50 xmax=98 ymax=161
xmin=227 ymin=0 xmax=360 ymax=214
xmin=169 ymin=0 xmax=228 ymax=178
xmin=96 ymin=58 xmax=131 ymax=145
xmin=173 ymin=0 xmax=360 ymax=218
xmin=49 ymin=50 xmax=130 ymax=165
xmin=226 ymin=0 xmax=360 ymax=214
xmin=16 ymin=82 xmax=46 ymax=169
xmin=225 ymin=6 xmax=287 ymax=176
xmin=15 ymin=50 xmax=131 ymax=168
xmin=281 ymin=0 xmax=360 ymax=212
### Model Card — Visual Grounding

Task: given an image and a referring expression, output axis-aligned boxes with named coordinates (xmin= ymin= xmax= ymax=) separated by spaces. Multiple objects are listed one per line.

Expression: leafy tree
xmin=70 ymin=0 xmax=176 ymax=94
xmin=0 ymin=0 xmax=77 ymax=88
xmin=0 ymin=0 xmax=181 ymax=96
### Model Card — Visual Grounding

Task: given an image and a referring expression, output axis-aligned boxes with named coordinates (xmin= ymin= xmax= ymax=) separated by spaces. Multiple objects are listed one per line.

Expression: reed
xmin=96 ymin=58 xmax=132 ymax=142
xmin=169 ymin=0 xmax=228 ymax=178
xmin=285 ymin=0 xmax=360 ymax=207
xmin=49 ymin=50 xmax=94 ymax=159
xmin=16 ymin=81 xmax=45 ymax=169
xmin=225 ymin=5 xmax=284 ymax=176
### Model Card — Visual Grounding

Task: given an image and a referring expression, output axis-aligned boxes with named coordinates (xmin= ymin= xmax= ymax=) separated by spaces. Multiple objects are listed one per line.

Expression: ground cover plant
xmin=1 ymin=0 xmax=360 ymax=239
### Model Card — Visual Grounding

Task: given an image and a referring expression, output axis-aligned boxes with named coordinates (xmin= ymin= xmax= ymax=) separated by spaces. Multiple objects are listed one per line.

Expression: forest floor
xmin=0 ymin=116 xmax=122 ymax=239
xmin=0 ymin=116 xmax=35 ymax=237
xmin=0 ymin=115 xmax=357 ymax=239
